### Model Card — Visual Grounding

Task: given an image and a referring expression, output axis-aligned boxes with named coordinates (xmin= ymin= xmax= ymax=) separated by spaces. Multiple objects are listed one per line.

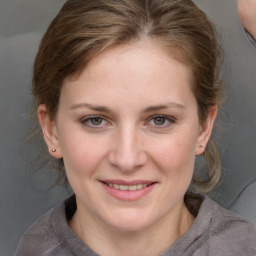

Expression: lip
xmin=99 ymin=179 xmax=157 ymax=201
xmin=102 ymin=179 xmax=155 ymax=185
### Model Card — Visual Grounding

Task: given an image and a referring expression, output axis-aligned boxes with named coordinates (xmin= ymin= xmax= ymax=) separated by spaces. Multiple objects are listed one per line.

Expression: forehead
xmin=66 ymin=39 xmax=192 ymax=80
xmin=61 ymin=41 xmax=195 ymax=110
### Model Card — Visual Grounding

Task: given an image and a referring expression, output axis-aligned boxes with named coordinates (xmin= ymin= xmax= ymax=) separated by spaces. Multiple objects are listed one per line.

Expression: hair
xmin=32 ymin=0 xmax=223 ymax=193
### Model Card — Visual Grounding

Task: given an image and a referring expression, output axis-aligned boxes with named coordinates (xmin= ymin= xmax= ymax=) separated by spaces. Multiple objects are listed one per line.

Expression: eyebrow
xmin=142 ymin=103 xmax=185 ymax=113
xmin=69 ymin=103 xmax=113 ymax=113
xmin=69 ymin=102 xmax=185 ymax=113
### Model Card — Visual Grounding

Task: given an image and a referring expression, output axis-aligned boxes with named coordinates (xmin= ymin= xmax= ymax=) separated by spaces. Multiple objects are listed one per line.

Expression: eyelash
xmin=80 ymin=115 xmax=109 ymax=128
xmin=80 ymin=115 xmax=176 ymax=129
xmin=147 ymin=115 xmax=176 ymax=128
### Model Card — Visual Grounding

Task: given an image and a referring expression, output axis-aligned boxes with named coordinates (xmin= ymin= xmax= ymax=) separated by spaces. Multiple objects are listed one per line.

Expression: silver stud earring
xmin=52 ymin=148 xmax=56 ymax=153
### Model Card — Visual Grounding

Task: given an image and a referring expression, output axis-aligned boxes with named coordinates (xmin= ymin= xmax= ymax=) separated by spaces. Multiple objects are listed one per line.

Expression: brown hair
xmin=32 ymin=0 xmax=223 ymax=192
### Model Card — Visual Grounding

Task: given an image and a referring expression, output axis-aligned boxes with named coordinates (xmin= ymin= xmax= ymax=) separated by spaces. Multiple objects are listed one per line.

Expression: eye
xmin=89 ymin=117 xmax=104 ymax=126
xmin=80 ymin=116 xmax=107 ymax=128
xmin=153 ymin=116 xmax=167 ymax=125
xmin=148 ymin=115 xmax=176 ymax=127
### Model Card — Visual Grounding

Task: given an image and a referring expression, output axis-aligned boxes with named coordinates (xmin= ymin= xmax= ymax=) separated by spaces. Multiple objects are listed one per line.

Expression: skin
xmin=38 ymin=41 xmax=216 ymax=256
xmin=237 ymin=0 xmax=256 ymax=39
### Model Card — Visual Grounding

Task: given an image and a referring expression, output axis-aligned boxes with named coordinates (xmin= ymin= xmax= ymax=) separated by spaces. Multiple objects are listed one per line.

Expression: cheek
xmin=149 ymin=133 xmax=197 ymax=178
xmin=58 ymin=128 xmax=109 ymax=178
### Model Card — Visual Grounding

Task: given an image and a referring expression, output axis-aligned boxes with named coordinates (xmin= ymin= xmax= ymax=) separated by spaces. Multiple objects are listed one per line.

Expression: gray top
xmin=15 ymin=194 xmax=256 ymax=256
xmin=245 ymin=29 xmax=256 ymax=48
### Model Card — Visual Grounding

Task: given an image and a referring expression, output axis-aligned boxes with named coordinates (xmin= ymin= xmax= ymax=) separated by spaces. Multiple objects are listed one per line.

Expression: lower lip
xmin=101 ymin=182 xmax=156 ymax=201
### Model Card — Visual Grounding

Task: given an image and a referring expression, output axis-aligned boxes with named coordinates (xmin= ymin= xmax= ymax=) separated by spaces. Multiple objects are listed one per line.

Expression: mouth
xmin=99 ymin=180 xmax=157 ymax=200
xmin=102 ymin=182 xmax=153 ymax=191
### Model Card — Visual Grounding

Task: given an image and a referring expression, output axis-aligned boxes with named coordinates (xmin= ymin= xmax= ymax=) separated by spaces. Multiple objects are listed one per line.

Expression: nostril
xmin=107 ymin=134 xmax=147 ymax=171
xmin=108 ymin=152 xmax=145 ymax=171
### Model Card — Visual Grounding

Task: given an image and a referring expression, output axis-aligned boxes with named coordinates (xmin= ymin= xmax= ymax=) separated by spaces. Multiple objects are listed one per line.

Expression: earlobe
xmin=196 ymin=106 xmax=217 ymax=155
xmin=38 ymin=104 xmax=63 ymax=159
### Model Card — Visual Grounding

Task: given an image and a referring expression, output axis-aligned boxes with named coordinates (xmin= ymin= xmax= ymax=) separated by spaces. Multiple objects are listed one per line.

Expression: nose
xmin=108 ymin=125 xmax=147 ymax=172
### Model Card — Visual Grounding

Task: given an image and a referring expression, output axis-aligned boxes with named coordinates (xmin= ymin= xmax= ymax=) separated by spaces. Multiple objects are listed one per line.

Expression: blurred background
xmin=0 ymin=0 xmax=256 ymax=255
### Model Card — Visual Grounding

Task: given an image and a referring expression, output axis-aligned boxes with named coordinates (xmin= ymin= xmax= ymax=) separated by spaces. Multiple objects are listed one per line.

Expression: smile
xmin=105 ymin=183 xmax=148 ymax=191
xmin=100 ymin=180 xmax=157 ymax=201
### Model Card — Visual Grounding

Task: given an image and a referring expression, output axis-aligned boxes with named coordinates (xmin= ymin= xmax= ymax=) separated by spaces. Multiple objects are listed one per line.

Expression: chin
xmin=109 ymin=220 xmax=151 ymax=232
xmin=102 ymin=208 xmax=157 ymax=232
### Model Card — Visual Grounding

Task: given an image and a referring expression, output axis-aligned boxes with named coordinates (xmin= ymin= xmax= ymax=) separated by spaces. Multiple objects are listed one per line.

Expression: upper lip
xmin=100 ymin=179 xmax=157 ymax=185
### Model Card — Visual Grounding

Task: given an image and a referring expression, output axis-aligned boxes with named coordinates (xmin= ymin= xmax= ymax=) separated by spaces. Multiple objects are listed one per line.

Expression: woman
xmin=15 ymin=0 xmax=256 ymax=255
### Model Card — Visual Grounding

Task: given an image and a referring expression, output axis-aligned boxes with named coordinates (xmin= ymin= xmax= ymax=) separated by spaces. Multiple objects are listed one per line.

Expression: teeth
xmin=107 ymin=183 xmax=149 ymax=191
xmin=113 ymin=184 xmax=120 ymax=189
xmin=120 ymin=185 xmax=128 ymax=190
xmin=128 ymin=185 xmax=137 ymax=191
xmin=137 ymin=184 xmax=142 ymax=189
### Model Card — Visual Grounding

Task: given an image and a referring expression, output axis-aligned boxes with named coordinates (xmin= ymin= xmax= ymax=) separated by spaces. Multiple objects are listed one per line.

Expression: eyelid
xmin=80 ymin=115 xmax=110 ymax=127
xmin=152 ymin=114 xmax=176 ymax=120
xmin=146 ymin=114 xmax=176 ymax=127
xmin=79 ymin=114 xmax=176 ymax=129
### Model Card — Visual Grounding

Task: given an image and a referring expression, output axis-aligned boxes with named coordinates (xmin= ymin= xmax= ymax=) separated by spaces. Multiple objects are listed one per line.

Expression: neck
xmin=69 ymin=200 xmax=194 ymax=256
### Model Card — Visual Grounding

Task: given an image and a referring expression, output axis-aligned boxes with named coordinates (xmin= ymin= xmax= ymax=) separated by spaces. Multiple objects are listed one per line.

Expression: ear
xmin=195 ymin=106 xmax=217 ymax=155
xmin=38 ymin=104 xmax=63 ymax=159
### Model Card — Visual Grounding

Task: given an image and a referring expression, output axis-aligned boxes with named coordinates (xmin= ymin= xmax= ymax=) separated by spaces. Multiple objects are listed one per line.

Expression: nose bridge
xmin=109 ymin=122 xmax=146 ymax=171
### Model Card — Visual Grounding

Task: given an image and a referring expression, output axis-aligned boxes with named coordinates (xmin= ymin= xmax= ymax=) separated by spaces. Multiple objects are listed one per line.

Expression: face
xmin=39 ymin=41 xmax=215 ymax=232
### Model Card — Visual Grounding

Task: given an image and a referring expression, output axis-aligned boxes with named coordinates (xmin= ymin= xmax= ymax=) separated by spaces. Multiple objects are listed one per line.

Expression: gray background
xmin=0 ymin=0 xmax=256 ymax=255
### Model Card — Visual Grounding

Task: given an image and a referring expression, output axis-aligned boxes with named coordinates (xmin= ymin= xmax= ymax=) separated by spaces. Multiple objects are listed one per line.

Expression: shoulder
xmin=204 ymin=196 xmax=256 ymax=254
xmin=15 ymin=199 xmax=69 ymax=256
xmin=182 ymin=194 xmax=256 ymax=255
xmin=207 ymin=196 xmax=255 ymax=233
